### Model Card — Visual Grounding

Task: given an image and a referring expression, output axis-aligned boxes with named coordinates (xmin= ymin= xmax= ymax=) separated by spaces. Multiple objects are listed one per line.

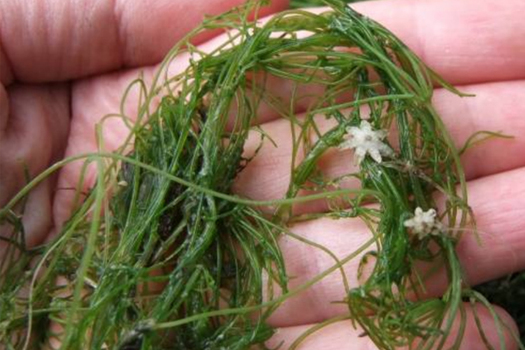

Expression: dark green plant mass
xmin=0 ymin=0 xmax=521 ymax=349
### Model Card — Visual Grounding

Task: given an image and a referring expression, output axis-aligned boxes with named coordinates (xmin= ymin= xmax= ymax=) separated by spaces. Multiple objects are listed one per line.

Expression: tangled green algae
xmin=0 ymin=0 xmax=522 ymax=349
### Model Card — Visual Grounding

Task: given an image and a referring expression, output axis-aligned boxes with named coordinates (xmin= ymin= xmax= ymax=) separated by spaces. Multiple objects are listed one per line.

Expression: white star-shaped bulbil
xmin=340 ymin=120 xmax=394 ymax=165
xmin=403 ymin=207 xmax=445 ymax=240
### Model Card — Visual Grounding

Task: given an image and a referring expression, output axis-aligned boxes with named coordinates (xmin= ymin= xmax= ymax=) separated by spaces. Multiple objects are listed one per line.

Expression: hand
xmin=2 ymin=0 xmax=525 ymax=349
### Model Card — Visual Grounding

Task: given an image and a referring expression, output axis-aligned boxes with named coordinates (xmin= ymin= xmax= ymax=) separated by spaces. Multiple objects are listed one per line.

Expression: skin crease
xmin=1 ymin=0 xmax=525 ymax=348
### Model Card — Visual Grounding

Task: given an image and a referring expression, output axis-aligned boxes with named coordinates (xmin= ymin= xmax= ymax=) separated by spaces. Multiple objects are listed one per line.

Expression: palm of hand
xmin=1 ymin=0 xmax=525 ymax=348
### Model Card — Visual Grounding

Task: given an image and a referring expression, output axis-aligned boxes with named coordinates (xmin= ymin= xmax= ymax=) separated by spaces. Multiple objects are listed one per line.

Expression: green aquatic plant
xmin=0 ymin=0 xmax=521 ymax=349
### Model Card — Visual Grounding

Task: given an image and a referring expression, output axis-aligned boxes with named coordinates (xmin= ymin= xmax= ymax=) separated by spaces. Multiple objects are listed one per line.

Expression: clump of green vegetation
xmin=0 ymin=0 xmax=522 ymax=349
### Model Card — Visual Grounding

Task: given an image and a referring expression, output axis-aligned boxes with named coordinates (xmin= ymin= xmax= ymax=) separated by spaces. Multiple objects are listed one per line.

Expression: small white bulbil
xmin=404 ymin=207 xmax=445 ymax=239
xmin=340 ymin=120 xmax=393 ymax=165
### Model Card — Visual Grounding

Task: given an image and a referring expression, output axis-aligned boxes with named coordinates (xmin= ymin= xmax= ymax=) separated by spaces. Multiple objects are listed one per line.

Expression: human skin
xmin=1 ymin=0 xmax=525 ymax=348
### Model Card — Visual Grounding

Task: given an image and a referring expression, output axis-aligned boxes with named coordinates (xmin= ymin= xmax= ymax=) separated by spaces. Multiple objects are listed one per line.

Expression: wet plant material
xmin=0 ymin=0 xmax=521 ymax=349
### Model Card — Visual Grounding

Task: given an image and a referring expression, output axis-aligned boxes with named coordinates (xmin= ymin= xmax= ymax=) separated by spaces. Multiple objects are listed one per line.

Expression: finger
xmin=265 ymin=166 xmax=525 ymax=326
xmin=352 ymin=0 xmax=525 ymax=86
xmin=0 ymin=0 xmax=288 ymax=84
xmin=233 ymin=80 xmax=525 ymax=213
xmin=114 ymin=0 xmax=288 ymax=68
xmin=0 ymin=84 xmax=70 ymax=252
xmin=267 ymin=304 xmax=518 ymax=350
